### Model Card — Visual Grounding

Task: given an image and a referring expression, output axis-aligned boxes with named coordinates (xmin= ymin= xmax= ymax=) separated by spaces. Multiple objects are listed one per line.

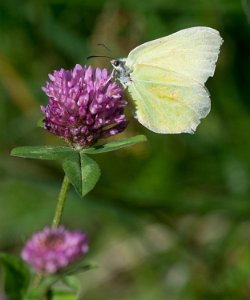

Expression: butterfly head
xmin=111 ymin=58 xmax=126 ymax=71
xmin=110 ymin=58 xmax=131 ymax=87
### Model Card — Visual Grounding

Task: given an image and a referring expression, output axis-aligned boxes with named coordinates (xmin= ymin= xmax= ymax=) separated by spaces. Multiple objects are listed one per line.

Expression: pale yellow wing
xmin=126 ymin=27 xmax=223 ymax=85
xmin=128 ymin=64 xmax=211 ymax=134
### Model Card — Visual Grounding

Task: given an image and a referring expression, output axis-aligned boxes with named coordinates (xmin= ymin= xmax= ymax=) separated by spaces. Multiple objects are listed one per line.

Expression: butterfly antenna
xmin=86 ymin=55 xmax=115 ymax=60
xmin=97 ymin=43 xmax=112 ymax=52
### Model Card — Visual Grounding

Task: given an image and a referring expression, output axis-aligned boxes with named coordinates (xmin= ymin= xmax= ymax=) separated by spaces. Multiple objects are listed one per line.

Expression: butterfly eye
xmin=113 ymin=60 xmax=120 ymax=67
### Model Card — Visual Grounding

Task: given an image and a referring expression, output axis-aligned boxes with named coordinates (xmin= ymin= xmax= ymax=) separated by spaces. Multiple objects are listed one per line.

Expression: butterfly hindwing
xmin=128 ymin=64 xmax=211 ymax=134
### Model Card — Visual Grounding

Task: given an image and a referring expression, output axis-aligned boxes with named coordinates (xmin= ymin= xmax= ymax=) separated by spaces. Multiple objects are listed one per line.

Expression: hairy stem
xmin=52 ymin=175 xmax=70 ymax=227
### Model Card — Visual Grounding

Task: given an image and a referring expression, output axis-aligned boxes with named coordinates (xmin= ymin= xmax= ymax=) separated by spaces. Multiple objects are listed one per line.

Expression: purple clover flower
xmin=41 ymin=64 xmax=128 ymax=148
xmin=21 ymin=226 xmax=89 ymax=274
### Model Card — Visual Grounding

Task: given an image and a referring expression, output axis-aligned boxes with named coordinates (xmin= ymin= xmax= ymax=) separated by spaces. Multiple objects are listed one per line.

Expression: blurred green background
xmin=1 ymin=0 xmax=250 ymax=299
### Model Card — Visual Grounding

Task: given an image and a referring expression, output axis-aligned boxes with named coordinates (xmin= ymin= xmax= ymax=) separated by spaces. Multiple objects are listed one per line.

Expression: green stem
xmin=31 ymin=272 xmax=43 ymax=289
xmin=52 ymin=175 xmax=70 ymax=227
xmin=31 ymin=175 xmax=70 ymax=289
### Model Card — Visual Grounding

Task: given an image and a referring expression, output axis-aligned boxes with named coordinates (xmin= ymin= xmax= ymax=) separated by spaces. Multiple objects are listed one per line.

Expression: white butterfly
xmin=111 ymin=26 xmax=223 ymax=134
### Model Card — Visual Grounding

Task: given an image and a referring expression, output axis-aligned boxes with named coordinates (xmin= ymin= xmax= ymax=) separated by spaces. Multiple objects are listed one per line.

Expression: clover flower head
xmin=41 ymin=64 xmax=128 ymax=148
xmin=21 ymin=226 xmax=89 ymax=274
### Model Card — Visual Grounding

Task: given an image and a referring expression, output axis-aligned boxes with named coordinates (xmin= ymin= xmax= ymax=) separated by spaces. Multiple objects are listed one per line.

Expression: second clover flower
xmin=21 ymin=226 xmax=89 ymax=274
xmin=41 ymin=64 xmax=128 ymax=148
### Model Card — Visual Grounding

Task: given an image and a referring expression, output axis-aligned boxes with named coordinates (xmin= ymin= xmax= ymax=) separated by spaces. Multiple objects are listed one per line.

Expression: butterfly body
xmin=111 ymin=58 xmax=132 ymax=87
xmin=111 ymin=26 xmax=223 ymax=134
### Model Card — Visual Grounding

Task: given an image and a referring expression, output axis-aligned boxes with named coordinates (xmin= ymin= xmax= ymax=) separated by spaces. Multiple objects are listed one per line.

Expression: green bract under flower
xmin=41 ymin=64 xmax=128 ymax=148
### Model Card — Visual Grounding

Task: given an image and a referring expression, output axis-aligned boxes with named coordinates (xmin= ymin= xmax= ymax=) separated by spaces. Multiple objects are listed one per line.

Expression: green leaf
xmin=0 ymin=253 xmax=31 ymax=300
xmin=11 ymin=146 xmax=77 ymax=160
xmin=63 ymin=153 xmax=100 ymax=197
xmin=80 ymin=153 xmax=101 ymax=196
xmin=10 ymin=135 xmax=147 ymax=161
xmin=62 ymin=261 xmax=98 ymax=278
xmin=52 ymin=292 xmax=76 ymax=300
xmin=62 ymin=276 xmax=80 ymax=291
xmin=25 ymin=289 xmax=44 ymax=300
xmin=82 ymin=135 xmax=147 ymax=154
xmin=62 ymin=154 xmax=81 ymax=195
xmin=65 ymin=262 xmax=98 ymax=276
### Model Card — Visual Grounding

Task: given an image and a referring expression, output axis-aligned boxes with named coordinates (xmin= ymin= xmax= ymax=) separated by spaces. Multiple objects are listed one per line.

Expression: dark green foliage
xmin=0 ymin=254 xmax=30 ymax=300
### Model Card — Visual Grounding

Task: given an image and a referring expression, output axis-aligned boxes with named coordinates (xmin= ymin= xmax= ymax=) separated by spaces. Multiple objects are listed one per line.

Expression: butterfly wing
xmin=128 ymin=64 xmax=211 ymax=133
xmin=126 ymin=26 xmax=223 ymax=85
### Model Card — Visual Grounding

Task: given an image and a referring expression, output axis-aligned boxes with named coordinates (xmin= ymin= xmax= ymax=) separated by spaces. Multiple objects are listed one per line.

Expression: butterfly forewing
xmin=126 ymin=27 xmax=223 ymax=85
